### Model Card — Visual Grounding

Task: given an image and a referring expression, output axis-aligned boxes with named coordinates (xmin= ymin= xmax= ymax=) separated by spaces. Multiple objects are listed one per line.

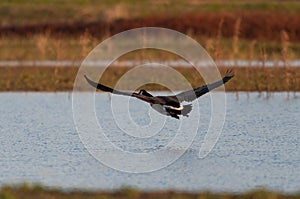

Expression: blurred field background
xmin=1 ymin=1 xmax=300 ymax=197
xmin=0 ymin=0 xmax=299 ymax=92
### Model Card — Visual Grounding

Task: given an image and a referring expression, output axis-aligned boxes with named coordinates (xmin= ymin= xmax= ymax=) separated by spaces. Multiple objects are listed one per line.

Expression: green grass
xmin=0 ymin=184 xmax=300 ymax=199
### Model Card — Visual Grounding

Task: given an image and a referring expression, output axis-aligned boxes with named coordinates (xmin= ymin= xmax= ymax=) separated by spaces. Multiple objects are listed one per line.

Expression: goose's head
xmin=138 ymin=89 xmax=153 ymax=97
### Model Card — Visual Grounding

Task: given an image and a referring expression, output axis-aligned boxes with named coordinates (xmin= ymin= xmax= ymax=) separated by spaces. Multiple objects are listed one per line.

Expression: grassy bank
xmin=0 ymin=66 xmax=299 ymax=92
xmin=1 ymin=184 xmax=300 ymax=199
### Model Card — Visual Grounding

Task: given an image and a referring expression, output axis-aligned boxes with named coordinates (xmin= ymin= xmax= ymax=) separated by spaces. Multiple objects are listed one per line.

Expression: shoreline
xmin=1 ymin=185 xmax=299 ymax=199
xmin=1 ymin=60 xmax=300 ymax=67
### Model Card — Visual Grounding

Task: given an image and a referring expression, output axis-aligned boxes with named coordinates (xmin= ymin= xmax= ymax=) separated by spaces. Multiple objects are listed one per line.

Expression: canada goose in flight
xmin=84 ymin=70 xmax=234 ymax=119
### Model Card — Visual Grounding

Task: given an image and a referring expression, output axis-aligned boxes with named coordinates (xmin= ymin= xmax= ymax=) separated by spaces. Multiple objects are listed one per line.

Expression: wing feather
xmin=175 ymin=69 xmax=234 ymax=102
xmin=84 ymin=75 xmax=134 ymax=96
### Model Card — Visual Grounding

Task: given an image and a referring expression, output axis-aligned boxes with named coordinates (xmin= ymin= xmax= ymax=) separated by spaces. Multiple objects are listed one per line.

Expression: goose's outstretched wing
xmin=175 ymin=69 xmax=234 ymax=102
xmin=84 ymin=75 xmax=135 ymax=96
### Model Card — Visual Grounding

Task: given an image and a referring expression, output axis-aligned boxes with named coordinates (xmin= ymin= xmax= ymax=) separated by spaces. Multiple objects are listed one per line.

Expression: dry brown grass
xmin=0 ymin=66 xmax=299 ymax=92
xmin=0 ymin=24 xmax=299 ymax=62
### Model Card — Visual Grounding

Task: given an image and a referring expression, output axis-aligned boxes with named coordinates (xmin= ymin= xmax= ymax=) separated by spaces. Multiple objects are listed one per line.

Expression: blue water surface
xmin=0 ymin=92 xmax=299 ymax=193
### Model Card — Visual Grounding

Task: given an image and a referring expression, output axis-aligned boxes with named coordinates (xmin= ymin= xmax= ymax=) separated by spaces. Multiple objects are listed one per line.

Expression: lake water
xmin=0 ymin=92 xmax=299 ymax=193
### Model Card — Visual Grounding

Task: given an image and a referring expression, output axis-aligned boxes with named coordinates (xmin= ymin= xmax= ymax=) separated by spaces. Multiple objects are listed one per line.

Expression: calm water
xmin=0 ymin=92 xmax=299 ymax=193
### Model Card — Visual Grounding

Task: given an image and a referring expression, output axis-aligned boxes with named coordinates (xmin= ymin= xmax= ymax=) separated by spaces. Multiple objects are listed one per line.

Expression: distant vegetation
xmin=1 ymin=0 xmax=300 ymax=25
xmin=0 ymin=0 xmax=300 ymax=61
xmin=0 ymin=66 xmax=299 ymax=94
xmin=1 ymin=184 xmax=300 ymax=199
xmin=0 ymin=0 xmax=299 ymax=92
xmin=0 ymin=26 xmax=299 ymax=61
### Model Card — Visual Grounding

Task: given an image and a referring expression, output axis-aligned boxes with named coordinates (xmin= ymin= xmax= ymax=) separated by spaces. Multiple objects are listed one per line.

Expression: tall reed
xmin=247 ymin=40 xmax=257 ymax=98
xmin=35 ymin=32 xmax=49 ymax=60
xmin=280 ymin=30 xmax=291 ymax=99
xmin=205 ymin=38 xmax=214 ymax=58
xmin=232 ymin=18 xmax=241 ymax=60
xmin=232 ymin=18 xmax=241 ymax=100
xmin=0 ymin=36 xmax=10 ymax=89
xmin=262 ymin=47 xmax=271 ymax=99
xmin=213 ymin=18 xmax=224 ymax=60
xmin=80 ymin=31 xmax=94 ymax=60
xmin=54 ymin=37 xmax=63 ymax=78
xmin=257 ymin=46 xmax=265 ymax=98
